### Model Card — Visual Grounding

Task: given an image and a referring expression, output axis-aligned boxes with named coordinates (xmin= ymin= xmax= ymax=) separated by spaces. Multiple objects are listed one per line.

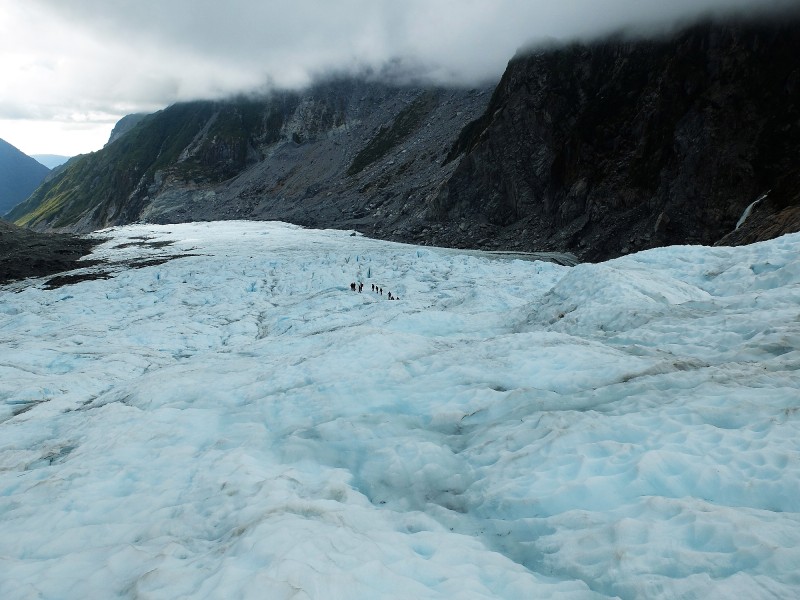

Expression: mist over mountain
xmin=9 ymin=11 xmax=800 ymax=261
xmin=435 ymin=12 xmax=800 ymax=260
xmin=31 ymin=154 xmax=71 ymax=169
xmin=105 ymin=113 xmax=148 ymax=146
xmin=0 ymin=139 xmax=50 ymax=217
xmin=3 ymin=8 xmax=800 ymax=596
xmin=8 ymin=80 xmax=494 ymax=236
xmin=7 ymin=0 xmax=798 ymax=125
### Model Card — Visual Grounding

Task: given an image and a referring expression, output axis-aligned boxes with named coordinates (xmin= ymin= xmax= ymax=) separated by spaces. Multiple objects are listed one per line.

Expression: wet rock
xmin=439 ymin=12 xmax=800 ymax=261
xmin=0 ymin=220 xmax=102 ymax=285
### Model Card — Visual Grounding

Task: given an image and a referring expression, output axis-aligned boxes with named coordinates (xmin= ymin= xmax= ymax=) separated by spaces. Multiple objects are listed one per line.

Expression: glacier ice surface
xmin=1 ymin=221 xmax=799 ymax=599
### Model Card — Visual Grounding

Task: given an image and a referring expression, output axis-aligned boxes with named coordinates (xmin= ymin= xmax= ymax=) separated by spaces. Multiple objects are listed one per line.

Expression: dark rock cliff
xmin=10 ymin=13 xmax=800 ymax=261
xmin=435 ymin=14 xmax=800 ymax=260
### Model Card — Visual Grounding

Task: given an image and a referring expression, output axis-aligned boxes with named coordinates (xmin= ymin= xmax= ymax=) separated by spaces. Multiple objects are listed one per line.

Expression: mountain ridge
xmin=434 ymin=13 xmax=800 ymax=260
xmin=9 ymin=12 xmax=800 ymax=260
xmin=8 ymin=80 xmax=493 ymax=240
xmin=0 ymin=138 xmax=51 ymax=217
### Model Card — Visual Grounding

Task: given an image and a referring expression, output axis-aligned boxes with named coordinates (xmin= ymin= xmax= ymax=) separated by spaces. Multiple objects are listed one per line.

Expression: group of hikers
xmin=349 ymin=282 xmax=399 ymax=300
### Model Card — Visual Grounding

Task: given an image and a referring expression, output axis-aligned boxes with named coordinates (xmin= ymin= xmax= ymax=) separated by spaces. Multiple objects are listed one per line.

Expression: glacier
xmin=1 ymin=221 xmax=799 ymax=599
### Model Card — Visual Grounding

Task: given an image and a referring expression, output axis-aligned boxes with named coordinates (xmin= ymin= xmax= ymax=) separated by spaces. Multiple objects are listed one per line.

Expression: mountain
xmin=435 ymin=13 xmax=800 ymax=260
xmin=8 ymin=81 xmax=492 ymax=236
xmin=9 ymin=12 xmax=800 ymax=260
xmin=31 ymin=154 xmax=71 ymax=169
xmin=0 ymin=138 xmax=50 ymax=216
xmin=106 ymin=113 xmax=148 ymax=146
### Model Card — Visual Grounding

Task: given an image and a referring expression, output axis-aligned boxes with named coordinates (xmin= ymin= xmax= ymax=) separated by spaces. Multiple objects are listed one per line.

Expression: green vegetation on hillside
xmin=9 ymin=97 xmax=297 ymax=230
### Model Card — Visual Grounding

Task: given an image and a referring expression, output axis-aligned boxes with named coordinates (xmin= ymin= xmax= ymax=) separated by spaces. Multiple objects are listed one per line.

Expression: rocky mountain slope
xmin=436 ymin=13 xmax=800 ymax=260
xmin=9 ymin=12 xmax=800 ymax=261
xmin=0 ymin=138 xmax=50 ymax=216
xmin=9 ymin=80 xmax=493 ymax=244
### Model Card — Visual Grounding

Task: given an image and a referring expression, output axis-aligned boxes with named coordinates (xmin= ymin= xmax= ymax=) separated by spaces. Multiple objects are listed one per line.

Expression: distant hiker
xmin=350 ymin=282 xmax=356 ymax=291
xmin=380 ymin=287 xmax=383 ymax=295
xmin=388 ymin=292 xmax=393 ymax=300
xmin=358 ymin=283 xmax=363 ymax=292
xmin=371 ymin=284 xmax=375 ymax=292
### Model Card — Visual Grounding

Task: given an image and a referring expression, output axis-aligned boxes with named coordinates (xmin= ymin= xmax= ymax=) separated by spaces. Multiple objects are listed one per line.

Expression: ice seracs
xmin=1 ymin=221 xmax=798 ymax=599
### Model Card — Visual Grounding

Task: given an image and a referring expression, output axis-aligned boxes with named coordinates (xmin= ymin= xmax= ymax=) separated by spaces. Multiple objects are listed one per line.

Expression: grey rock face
xmin=148 ymin=83 xmax=495 ymax=250
xmin=436 ymin=14 xmax=800 ymax=260
xmin=14 ymin=79 xmax=493 ymax=247
xmin=12 ymin=14 xmax=800 ymax=261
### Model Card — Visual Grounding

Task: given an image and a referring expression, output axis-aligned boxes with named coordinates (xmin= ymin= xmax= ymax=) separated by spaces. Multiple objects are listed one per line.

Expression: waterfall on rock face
xmin=736 ymin=192 xmax=769 ymax=230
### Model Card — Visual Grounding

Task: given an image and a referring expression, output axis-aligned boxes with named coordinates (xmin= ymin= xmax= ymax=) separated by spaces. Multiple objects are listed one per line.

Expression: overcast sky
xmin=0 ymin=0 xmax=794 ymax=157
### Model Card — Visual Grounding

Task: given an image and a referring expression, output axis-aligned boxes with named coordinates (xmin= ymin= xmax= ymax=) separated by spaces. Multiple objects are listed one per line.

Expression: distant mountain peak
xmin=0 ymin=138 xmax=51 ymax=217
xmin=32 ymin=154 xmax=71 ymax=169
xmin=106 ymin=113 xmax=149 ymax=146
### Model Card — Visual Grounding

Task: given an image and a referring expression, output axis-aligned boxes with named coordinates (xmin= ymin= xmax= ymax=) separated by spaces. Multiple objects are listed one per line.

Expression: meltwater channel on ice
xmin=1 ymin=221 xmax=799 ymax=599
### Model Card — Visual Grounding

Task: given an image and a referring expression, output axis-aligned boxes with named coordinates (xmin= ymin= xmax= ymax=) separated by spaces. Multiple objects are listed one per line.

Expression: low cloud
xmin=0 ymin=0 xmax=796 ymax=153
